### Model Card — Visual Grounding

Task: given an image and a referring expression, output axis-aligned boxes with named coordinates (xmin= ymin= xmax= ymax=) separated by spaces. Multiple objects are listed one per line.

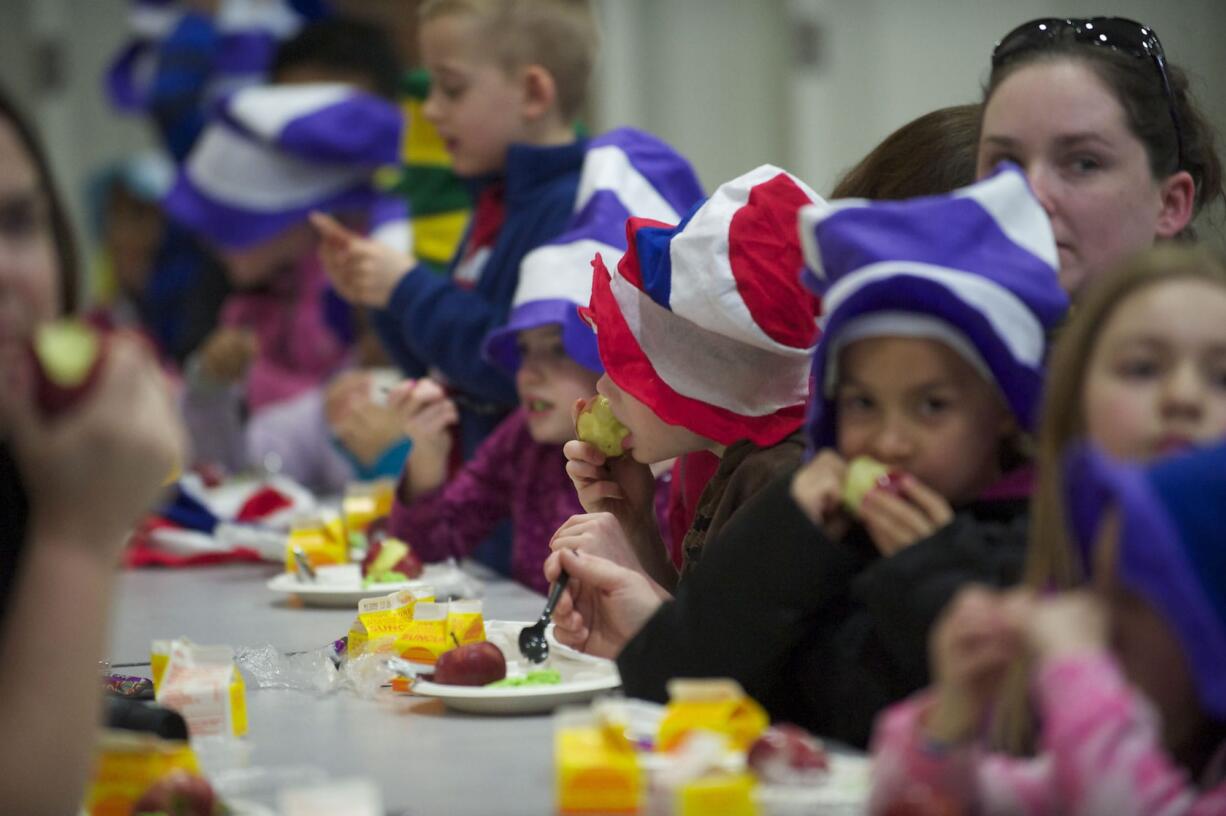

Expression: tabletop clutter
xmin=86 ymin=477 xmax=869 ymax=815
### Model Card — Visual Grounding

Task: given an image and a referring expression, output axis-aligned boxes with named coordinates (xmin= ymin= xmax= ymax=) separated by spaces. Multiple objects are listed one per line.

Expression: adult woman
xmin=977 ymin=17 xmax=1222 ymax=293
xmin=0 ymin=84 xmax=184 ymax=815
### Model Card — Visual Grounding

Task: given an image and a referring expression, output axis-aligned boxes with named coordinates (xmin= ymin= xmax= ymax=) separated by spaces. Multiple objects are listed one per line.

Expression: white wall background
xmin=1 ymin=0 xmax=1224 ymax=252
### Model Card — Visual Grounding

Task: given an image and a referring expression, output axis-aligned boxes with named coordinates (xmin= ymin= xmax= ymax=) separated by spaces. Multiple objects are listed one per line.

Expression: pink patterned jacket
xmin=869 ymin=653 xmax=1226 ymax=815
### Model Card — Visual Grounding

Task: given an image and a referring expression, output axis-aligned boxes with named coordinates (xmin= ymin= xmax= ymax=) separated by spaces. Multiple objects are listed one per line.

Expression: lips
xmin=524 ymin=398 xmax=553 ymax=415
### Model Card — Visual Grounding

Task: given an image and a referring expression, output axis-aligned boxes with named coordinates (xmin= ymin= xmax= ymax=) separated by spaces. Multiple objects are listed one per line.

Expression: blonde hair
xmin=993 ymin=243 xmax=1226 ymax=753
xmin=420 ymin=0 xmax=598 ymax=120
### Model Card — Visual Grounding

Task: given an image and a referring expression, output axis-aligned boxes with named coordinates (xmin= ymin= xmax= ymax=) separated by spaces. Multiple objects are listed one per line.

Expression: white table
xmin=108 ymin=563 xmax=561 ymax=815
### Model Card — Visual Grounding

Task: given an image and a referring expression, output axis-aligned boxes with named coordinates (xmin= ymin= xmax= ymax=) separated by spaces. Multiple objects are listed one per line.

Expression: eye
xmin=837 ymin=392 xmax=875 ymax=416
xmin=1114 ymin=354 xmax=1162 ymax=380
xmin=916 ymin=396 xmax=951 ymax=417
xmin=0 ymin=198 xmax=46 ymax=241
xmin=1066 ymin=154 xmax=1104 ymax=175
xmin=1205 ymin=359 xmax=1226 ymax=390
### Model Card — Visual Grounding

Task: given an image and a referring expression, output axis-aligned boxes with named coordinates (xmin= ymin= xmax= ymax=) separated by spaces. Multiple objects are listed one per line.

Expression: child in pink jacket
xmin=870 ymin=441 xmax=1226 ymax=815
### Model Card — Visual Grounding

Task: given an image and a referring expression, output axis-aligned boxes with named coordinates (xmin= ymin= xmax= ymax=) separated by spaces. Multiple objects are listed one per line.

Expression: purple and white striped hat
xmin=482 ymin=128 xmax=705 ymax=374
xmin=800 ymin=163 xmax=1070 ymax=448
xmin=163 ymin=82 xmax=409 ymax=252
xmin=106 ymin=0 xmax=325 ymax=113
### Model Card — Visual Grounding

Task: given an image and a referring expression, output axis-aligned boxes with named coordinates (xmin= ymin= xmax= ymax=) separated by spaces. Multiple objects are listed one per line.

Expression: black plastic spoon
xmin=518 ymin=571 xmax=570 ymax=664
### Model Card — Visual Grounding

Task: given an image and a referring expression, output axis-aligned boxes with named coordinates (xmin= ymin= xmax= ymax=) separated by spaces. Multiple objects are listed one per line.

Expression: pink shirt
xmin=869 ymin=653 xmax=1226 ymax=815
xmin=220 ymin=253 xmax=349 ymax=412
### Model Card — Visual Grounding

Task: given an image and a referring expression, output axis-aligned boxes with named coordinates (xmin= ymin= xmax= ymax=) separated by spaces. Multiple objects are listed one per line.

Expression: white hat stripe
xmin=668 ymin=165 xmax=820 ymax=354
xmin=186 ymin=124 xmax=367 ymax=212
xmin=574 ymin=145 xmax=682 ymax=223
xmin=515 ymin=239 xmax=618 ymax=308
xmin=821 ymin=260 xmax=1046 ymax=368
xmin=610 ymin=267 xmax=812 ymax=417
xmin=227 ymin=84 xmax=354 ymax=142
xmin=952 ymin=170 xmax=1060 ymax=271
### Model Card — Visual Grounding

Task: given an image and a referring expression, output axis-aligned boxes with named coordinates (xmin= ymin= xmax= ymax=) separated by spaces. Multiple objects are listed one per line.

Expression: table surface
xmin=108 ymin=563 xmax=561 ymax=816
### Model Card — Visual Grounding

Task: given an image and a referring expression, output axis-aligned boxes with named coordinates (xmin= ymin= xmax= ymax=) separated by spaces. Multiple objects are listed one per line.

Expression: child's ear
xmin=520 ymin=64 xmax=559 ymax=121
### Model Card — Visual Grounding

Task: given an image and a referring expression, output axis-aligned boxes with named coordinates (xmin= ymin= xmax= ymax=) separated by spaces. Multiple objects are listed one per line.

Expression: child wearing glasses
xmin=977 ymin=16 xmax=1223 ymax=295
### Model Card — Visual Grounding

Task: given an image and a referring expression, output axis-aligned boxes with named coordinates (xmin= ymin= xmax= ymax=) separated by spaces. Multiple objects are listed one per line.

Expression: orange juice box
xmin=555 ymin=707 xmax=641 ymax=815
xmin=656 ymin=679 xmax=768 ymax=753
xmin=446 ymin=599 xmax=486 ymax=646
xmin=83 ymin=729 xmax=200 ymax=816
xmin=155 ymin=642 xmax=247 ymax=738
xmin=286 ymin=510 xmax=347 ymax=573
xmin=393 ymin=601 xmax=449 ymax=665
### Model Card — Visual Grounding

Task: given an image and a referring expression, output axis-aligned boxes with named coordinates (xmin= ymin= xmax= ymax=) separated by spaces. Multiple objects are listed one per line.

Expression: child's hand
xmin=548 ymin=512 xmax=648 ymax=575
xmin=0 ymin=332 xmax=186 ymax=554
xmin=1023 ymin=590 xmax=1110 ymax=664
xmin=311 ymin=211 xmax=416 ymax=308
xmin=543 ymin=547 xmax=667 ymax=659
xmin=390 ymin=378 xmax=457 ymax=452
xmin=563 ymin=398 xmax=657 ymax=530
xmin=926 ymin=586 xmax=1029 ymax=745
xmin=790 ymin=449 xmax=849 ymax=532
xmin=323 ymin=370 xmax=373 ymax=427
xmin=332 ymin=398 xmax=406 ymax=467
xmin=198 ymin=326 xmax=257 ymax=384
xmin=859 ymin=474 xmax=954 ymax=557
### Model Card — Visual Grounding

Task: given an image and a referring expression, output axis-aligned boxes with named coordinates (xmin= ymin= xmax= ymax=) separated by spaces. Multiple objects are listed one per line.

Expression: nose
xmin=1024 ymin=163 xmax=1059 ymax=217
xmin=422 ymin=85 xmax=443 ymax=123
xmin=869 ymin=414 xmax=915 ymax=465
xmin=1159 ymin=360 xmax=1205 ymax=422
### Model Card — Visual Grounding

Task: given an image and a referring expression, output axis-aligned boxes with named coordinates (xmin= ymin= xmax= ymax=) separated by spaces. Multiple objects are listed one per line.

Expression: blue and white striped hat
xmin=105 ymin=0 xmax=327 ymax=114
xmin=482 ymin=128 xmax=704 ymax=374
xmin=163 ymin=82 xmax=409 ymax=252
xmin=800 ymin=163 xmax=1069 ymax=448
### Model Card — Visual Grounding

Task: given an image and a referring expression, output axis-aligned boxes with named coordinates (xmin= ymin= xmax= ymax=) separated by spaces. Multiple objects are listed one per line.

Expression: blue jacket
xmin=374 ymin=138 xmax=588 ymax=457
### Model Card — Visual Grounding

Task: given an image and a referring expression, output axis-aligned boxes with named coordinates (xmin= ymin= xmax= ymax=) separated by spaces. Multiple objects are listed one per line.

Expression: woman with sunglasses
xmin=978 ymin=17 xmax=1223 ymax=294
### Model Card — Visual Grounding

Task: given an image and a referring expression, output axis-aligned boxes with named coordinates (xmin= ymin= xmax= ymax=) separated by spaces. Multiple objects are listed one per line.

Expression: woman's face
xmin=0 ymin=116 xmax=59 ymax=343
xmin=978 ymin=59 xmax=1192 ymax=294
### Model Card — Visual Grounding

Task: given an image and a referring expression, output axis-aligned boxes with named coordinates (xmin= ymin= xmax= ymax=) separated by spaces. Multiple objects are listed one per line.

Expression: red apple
xmin=132 ymin=770 xmax=220 ymax=815
xmin=361 ymin=536 xmax=423 ymax=581
xmin=366 ymin=515 xmax=391 ymax=548
xmin=28 ymin=319 xmax=107 ymax=419
xmin=747 ymin=723 xmax=830 ymax=784
xmin=432 ymin=641 xmax=507 ymax=686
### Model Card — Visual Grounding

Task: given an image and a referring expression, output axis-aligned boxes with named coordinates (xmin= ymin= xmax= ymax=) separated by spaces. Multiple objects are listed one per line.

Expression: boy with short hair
xmin=315 ymin=0 xmax=704 ymax=460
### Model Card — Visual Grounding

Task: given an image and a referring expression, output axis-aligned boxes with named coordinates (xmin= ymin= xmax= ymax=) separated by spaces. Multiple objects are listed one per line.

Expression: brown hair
xmin=985 ymin=46 xmax=1224 ymax=236
xmin=993 ymin=243 xmax=1226 ymax=753
xmin=832 ymin=104 xmax=981 ymax=200
xmin=0 ymin=84 xmax=78 ymax=314
xmin=420 ymin=0 xmax=598 ymax=121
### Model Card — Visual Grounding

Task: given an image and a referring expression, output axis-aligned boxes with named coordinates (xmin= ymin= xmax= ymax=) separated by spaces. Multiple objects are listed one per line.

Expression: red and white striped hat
xmin=581 ymin=165 xmax=825 ymax=447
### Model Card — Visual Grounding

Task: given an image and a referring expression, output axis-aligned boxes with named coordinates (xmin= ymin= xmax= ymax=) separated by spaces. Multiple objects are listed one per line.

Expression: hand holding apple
xmin=575 ymin=395 xmax=629 ymax=458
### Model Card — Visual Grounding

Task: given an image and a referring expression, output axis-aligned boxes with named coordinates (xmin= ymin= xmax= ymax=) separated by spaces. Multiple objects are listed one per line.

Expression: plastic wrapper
xmin=235 ymin=644 xmax=339 ymax=695
xmin=338 ymin=651 xmax=398 ymax=699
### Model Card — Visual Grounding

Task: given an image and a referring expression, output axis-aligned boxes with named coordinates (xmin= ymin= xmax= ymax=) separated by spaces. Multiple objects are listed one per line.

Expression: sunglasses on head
xmin=991 ymin=17 xmax=1184 ymax=170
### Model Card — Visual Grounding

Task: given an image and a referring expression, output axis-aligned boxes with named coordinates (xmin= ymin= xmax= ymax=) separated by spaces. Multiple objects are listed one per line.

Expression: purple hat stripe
xmin=575 ymin=144 xmax=683 ymax=224
xmin=952 ymin=169 xmax=1059 ymax=270
xmin=821 ymin=260 xmax=1046 ymax=369
xmin=277 ymin=96 xmax=403 ymax=165
xmin=583 ymin=130 xmax=707 ymax=218
xmin=215 ymin=30 xmax=282 ymax=75
xmin=105 ymin=42 xmax=155 ymax=113
xmin=483 ymin=300 xmax=603 ymax=375
xmin=611 ymin=272 xmax=811 ymax=416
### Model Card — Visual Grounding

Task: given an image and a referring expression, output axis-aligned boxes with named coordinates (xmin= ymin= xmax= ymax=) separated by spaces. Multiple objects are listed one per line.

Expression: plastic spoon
xmin=518 ymin=571 xmax=570 ymax=664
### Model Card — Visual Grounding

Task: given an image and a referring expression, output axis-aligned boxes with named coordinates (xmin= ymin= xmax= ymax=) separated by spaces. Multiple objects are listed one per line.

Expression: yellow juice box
xmin=657 ymin=679 xmax=768 ymax=753
xmin=347 ymin=617 xmax=369 ymax=659
xmin=447 ymin=599 xmax=486 ymax=646
xmin=393 ymin=601 xmax=449 ymax=664
xmin=677 ymin=773 xmax=757 ymax=816
xmin=83 ymin=730 xmax=200 ymax=816
xmin=155 ymin=643 xmax=247 ymax=738
xmin=555 ymin=708 xmax=641 ymax=815
xmin=342 ymin=479 xmax=396 ymax=535
xmin=286 ymin=511 xmax=347 ymax=573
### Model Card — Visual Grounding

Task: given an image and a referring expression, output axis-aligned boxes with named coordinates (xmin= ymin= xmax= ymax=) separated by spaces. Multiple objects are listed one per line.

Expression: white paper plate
xmin=265 ymin=563 xmax=470 ymax=608
xmin=408 ymin=621 xmax=621 ymax=714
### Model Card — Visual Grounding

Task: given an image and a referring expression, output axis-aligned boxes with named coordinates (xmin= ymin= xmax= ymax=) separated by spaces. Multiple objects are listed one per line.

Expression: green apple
xmin=575 ymin=395 xmax=630 ymax=457
xmin=29 ymin=319 xmax=105 ymax=418
xmin=842 ymin=456 xmax=904 ymax=515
